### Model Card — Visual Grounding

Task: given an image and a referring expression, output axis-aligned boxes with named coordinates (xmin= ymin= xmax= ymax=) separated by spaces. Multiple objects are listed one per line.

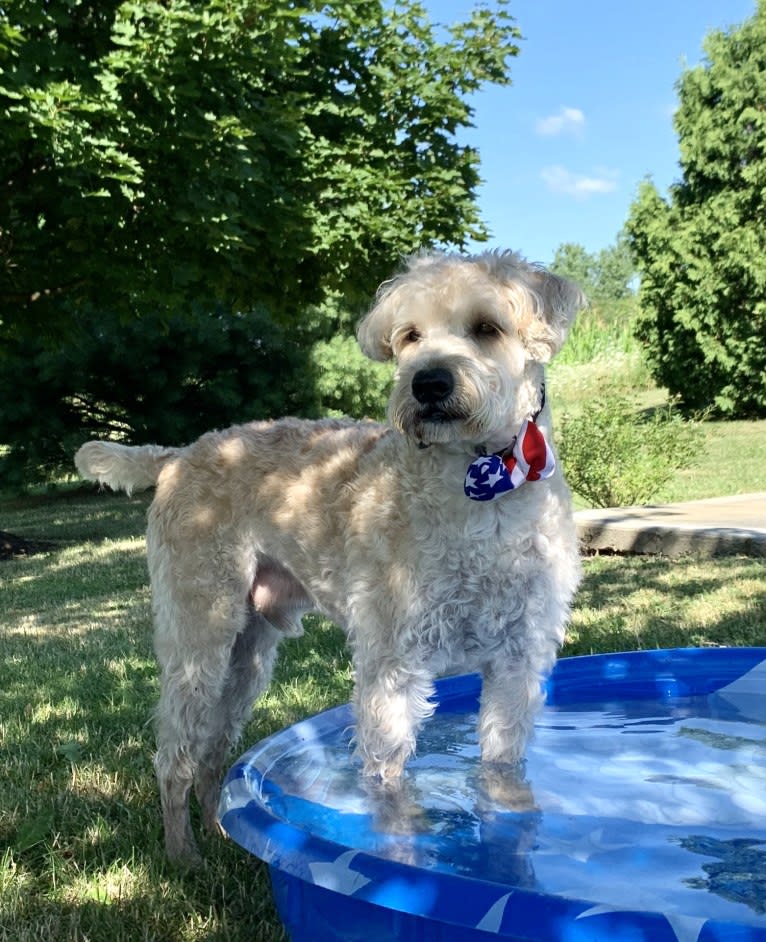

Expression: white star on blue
xmin=464 ymin=453 xmax=514 ymax=501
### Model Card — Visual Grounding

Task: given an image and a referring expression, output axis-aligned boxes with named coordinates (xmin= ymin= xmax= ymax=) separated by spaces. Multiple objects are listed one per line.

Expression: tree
xmin=0 ymin=0 xmax=518 ymax=334
xmin=549 ymin=236 xmax=636 ymax=365
xmin=0 ymin=0 xmax=520 ymax=483
xmin=626 ymin=2 xmax=766 ymax=417
xmin=550 ymin=235 xmax=634 ymax=304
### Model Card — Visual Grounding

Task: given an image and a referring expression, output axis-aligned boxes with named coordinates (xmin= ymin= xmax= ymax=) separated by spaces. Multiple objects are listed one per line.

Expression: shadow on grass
xmin=1 ymin=543 xmax=346 ymax=942
xmin=5 ymin=833 xmax=285 ymax=942
xmin=565 ymin=554 xmax=766 ymax=656
xmin=0 ymin=488 xmax=152 ymax=546
xmin=1 ymin=599 xmax=291 ymax=941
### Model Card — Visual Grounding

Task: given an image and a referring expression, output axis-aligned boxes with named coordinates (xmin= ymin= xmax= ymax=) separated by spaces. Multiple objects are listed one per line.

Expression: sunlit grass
xmin=565 ymin=555 xmax=766 ymax=656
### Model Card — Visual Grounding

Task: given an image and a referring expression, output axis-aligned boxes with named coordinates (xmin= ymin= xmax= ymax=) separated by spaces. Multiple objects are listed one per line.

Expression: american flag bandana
xmin=464 ymin=416 xmax=555 ymax=502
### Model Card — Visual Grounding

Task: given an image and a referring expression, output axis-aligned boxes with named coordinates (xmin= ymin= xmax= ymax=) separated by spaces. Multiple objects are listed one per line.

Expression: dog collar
xmin=464 ymin=385 xmax=555 ymax=501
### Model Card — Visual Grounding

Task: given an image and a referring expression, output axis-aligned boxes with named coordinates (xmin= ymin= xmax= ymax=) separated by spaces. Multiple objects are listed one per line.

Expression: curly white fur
xmin=75 ymin=249 xmax=584 ymax=865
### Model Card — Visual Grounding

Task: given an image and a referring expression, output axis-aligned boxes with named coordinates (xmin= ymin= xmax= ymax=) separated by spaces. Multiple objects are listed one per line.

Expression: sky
xmin=422 ymin=0 xmax=757 ymax=266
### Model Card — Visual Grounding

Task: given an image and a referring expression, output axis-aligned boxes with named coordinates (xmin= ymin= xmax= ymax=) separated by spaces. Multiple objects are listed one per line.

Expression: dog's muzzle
xmin=410 ymin=368 xmax=466 ymax=430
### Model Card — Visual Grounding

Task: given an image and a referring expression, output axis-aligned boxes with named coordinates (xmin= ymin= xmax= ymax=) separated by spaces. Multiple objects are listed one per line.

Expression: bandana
xmin=464 ymin=388 xmax=555 ymax=501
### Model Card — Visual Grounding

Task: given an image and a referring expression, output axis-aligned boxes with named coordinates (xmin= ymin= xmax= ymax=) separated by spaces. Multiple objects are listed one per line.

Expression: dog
xmin=75 ymin=250 xmax=584 ymax=865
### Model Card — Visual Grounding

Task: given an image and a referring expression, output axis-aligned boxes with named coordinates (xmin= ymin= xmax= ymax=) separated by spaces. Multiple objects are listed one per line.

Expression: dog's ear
xmin=523 ymin=266 xmax=587 ymax=362
xmin=357 ymin=277 xmax=400 ymax=362
xmin=485 ymin=251 xmax=586 ymax=363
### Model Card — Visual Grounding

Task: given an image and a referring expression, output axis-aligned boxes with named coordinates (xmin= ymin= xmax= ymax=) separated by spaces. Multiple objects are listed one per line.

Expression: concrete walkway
xmin=574 ymin=493 xmax=766 ymax=557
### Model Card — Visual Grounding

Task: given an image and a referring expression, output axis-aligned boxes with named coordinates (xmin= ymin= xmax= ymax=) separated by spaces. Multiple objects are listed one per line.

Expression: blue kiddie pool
xmin=219 ymin=648 xmax=766 ymax=941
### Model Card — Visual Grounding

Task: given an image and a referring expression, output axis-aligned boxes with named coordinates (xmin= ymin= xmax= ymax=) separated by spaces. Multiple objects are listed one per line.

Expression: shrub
xmin=558 ymin=394 xmax=703 ymax=508
xmin=310 ymin=334 xmax=393 ymax=421
xmin=0 ymin=304 xmax=315 ymax=489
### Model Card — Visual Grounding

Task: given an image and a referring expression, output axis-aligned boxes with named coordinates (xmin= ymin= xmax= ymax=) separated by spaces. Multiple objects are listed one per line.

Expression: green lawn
xmin=656 ymin=418 xmax=766 ymax=503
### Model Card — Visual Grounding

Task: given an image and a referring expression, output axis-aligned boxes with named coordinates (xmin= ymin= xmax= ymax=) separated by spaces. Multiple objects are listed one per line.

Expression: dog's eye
xmin=403 ymin=327 xmax=422 ymax=344
xmin=473 ymin=321 xmax=501 ymax=339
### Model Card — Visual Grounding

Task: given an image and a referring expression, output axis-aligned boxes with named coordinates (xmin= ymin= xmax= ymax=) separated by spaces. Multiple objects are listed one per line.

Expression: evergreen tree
xmin=626 ymin=2 xmax=766 ymax=417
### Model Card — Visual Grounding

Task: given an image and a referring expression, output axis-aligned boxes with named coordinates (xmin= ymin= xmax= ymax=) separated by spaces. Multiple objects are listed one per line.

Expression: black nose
xmin=412 ymin=367 xmax=454 ymax=405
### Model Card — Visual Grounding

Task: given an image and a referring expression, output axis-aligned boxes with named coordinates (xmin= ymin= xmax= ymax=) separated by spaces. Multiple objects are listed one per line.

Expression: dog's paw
xmin=363 ymin=776 xmax=427 ymax=837
xmin=478 ymin=761 xmax=538 ymax=812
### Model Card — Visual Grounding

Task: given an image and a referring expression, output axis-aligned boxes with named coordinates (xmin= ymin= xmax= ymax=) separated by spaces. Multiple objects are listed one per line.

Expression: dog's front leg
xmin=478 ymin=656 xmax=549 ymax=766
xmin=352 ymin=663 xmax=435 ymax=780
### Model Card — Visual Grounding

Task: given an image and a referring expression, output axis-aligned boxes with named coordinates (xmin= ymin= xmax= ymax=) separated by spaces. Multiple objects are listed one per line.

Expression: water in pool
xmin=250 ymin=690 xmax=766 ymax=930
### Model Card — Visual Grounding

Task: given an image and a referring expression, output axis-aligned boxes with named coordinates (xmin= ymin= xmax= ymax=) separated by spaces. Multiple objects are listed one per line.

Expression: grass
xmin=549 ymin=355 xmax=766 ymax=508
xmin=555 ymin=297 xmax=643 ymax=369
xmin=2 ymin=311 xmax=766 ymax=940
xmin=656 ymin=418 xmax=766 ymax=502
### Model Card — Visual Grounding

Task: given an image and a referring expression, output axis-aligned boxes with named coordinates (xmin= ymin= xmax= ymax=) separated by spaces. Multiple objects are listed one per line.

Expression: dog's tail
xmin=75 ymin=441 xmax=181 ymax=496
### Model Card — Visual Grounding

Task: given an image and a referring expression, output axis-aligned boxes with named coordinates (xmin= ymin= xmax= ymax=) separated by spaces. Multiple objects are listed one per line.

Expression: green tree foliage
xmin=0 ymin=305 xmax=312 ymax=489
xmin=0 ymin=0 xmax=519 ymax=483
xmin=311 ymin=334 xmax=393 ymax=420
xmin=550 ymin=235 xmax=634 ymax=304
xmin=550 ymin=236 xmax=638 ymax=366
xmin=626 ymin=2 xmax=766 ymax=417
xmin=0 ymin=0 xmax=518 ymax=329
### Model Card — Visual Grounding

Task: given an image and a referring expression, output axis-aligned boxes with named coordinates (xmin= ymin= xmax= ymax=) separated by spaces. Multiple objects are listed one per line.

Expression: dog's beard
xmin=402 ymin=403 xmax=469 ymax=445
xmin=389 ymin=377 xmax=507 ymax=447
xmin=387 ymin=351 xmax=532 ymax=448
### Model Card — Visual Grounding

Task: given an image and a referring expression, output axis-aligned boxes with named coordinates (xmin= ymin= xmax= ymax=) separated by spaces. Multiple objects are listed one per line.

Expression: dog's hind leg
xmin=193 ymin=563 xmax=310 ymax=833
xmin=153 ymin=602 xmax=283 ymax=865
xmin=153 ymin=638 xmax=235 ymax=865
xmin=150 ymin=555 xmax=256 ymax=865
xmin=192 ymin=612 xmax=282 ymax=837
xmin=154 ymin=673 xmax=217 ymax=863
xmin=151 ymin=547 xmax=308 ymax=864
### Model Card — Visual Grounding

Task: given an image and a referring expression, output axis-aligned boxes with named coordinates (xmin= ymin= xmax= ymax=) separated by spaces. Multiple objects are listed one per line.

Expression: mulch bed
xmin=0 ymin=530 xmax=57 ymax=560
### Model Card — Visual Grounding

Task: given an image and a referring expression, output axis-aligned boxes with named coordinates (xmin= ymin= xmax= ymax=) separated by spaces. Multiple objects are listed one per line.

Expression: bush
xmin=311 ymin=335 xmax=393 ymax=421
xmin=0 ymin=304 xmax=315 ymax=489
xmin=558 ymin=394 xmax=703 ymax=508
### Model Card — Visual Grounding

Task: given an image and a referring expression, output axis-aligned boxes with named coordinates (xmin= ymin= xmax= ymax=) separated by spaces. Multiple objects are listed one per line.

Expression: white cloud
xmin=535 ymin=106 xmax=585 ymax=137
xmin=540 ymin=166 xmax=619 ymax=200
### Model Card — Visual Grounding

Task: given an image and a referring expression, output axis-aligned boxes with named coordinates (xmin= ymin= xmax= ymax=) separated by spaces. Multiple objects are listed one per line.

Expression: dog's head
xmin=357 ymin=250 xmax=585 ymax=448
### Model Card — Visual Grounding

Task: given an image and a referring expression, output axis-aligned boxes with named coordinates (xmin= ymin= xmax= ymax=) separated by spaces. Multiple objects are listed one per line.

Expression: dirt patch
xmin=0 ymin=531 xmax=57 ymax=560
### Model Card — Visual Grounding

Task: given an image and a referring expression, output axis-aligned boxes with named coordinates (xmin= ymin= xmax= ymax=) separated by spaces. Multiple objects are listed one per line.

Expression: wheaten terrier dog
xmin=75 ymin=250 xmax=583 ymax=865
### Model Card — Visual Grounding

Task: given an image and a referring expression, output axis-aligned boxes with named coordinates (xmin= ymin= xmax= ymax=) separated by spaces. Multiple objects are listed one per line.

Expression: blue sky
xmin=422 ymin=0 xmax=756 ymax=266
